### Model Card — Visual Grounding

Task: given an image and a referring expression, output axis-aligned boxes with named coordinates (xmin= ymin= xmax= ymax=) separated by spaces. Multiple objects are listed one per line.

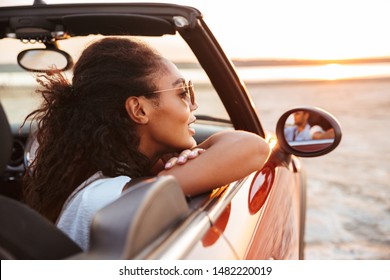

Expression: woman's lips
xmin=188 ymin=118 xmax=196 ymax=135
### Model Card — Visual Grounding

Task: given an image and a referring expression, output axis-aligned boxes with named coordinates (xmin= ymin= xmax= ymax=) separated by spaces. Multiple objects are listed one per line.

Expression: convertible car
xmin=0 ymin=1 xmax=341 ymax=260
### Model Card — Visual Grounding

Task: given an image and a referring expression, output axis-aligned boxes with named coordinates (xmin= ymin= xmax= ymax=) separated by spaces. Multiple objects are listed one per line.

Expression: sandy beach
xmin=246 ymin=79 xmax=390 ymax=259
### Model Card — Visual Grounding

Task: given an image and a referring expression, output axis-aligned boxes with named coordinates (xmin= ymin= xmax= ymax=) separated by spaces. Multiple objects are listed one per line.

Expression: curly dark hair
xmin=23 ymin=37 xmax=165 ymax=223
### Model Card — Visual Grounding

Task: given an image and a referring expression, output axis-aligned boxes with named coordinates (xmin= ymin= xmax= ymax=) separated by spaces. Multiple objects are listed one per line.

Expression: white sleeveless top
xmin=56 ymin=171 xmax=131 ymax=251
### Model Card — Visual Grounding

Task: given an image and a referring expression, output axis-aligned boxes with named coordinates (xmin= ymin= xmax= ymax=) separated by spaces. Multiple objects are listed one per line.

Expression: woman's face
xmin=144 ymin=59 xmax=199 ymax=156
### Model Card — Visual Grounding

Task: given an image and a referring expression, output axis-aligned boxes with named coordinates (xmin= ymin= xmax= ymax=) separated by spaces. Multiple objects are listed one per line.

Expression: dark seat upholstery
xmin=0 ymin=103 xmax=12 ymax=175
xmin=0 ymin=102 xmax=82 ymax=260
xmin=0 ymin=195 xmax=82 ymax=259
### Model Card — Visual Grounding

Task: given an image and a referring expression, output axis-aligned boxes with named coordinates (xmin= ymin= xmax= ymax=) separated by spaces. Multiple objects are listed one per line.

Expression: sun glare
xmin=321 ymin=64 xmax=344 ymax=80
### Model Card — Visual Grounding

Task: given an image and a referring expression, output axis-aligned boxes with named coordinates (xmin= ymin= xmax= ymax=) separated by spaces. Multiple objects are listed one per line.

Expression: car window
xmin=0 ymin=34 xmax=229 ymax=128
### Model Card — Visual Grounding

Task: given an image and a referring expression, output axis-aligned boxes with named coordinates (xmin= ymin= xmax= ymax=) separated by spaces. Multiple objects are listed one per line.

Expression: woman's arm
xmin=158 ymin=130 xmax=270 ymax=196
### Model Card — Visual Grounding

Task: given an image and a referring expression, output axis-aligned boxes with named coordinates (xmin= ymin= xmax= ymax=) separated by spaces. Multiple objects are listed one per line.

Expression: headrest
xmin=0 ymin=103 xmax=12 ymax=174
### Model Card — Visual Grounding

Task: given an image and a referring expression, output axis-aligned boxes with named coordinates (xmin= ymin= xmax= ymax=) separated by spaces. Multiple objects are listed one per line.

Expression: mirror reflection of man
xmin=285 ymin=111 xmax=311 ymax=141
xmin=285 ymin=111 xmax=336 ymax=141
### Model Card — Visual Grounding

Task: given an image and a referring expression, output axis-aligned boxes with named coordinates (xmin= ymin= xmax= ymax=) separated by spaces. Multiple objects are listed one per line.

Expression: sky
xmin=2 ymin=0 xmax=390 ymax=60
xmin=176 ymin=0 xmax=390 ymax=59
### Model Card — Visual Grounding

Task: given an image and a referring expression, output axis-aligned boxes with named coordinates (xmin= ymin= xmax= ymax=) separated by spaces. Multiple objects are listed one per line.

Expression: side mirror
xmin=276 ymin=107 xmax=342 ymax=157
xmin=17 ymin=48 xmax=73 ymax=72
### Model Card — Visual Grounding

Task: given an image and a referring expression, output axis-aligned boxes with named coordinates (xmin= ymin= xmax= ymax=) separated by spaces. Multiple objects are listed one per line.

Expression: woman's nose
xmin=190 ymin=100 xmax=199 ymax=111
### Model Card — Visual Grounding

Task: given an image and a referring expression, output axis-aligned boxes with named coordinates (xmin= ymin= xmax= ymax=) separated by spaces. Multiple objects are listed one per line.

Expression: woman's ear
xmin=125 ymin=96 xmax=149 ymax=124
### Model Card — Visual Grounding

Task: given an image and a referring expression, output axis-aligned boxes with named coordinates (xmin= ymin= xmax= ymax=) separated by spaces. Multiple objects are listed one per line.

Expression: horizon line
xmin=230 ymin=57 xmax=390 ymax=67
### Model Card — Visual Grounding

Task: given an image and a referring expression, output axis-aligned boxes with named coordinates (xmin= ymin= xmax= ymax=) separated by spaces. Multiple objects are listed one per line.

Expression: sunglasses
xmin=143 ymin=80 xmax=195 ymax=105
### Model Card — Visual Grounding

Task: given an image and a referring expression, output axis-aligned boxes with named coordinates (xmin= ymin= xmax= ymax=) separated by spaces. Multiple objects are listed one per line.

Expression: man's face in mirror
xmin=294 ymin=111 xmax=309 ymax=127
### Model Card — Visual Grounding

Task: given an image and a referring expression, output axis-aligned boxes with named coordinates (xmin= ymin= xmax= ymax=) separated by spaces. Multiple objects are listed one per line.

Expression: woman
xmin=23 ymin=37 xmax=270 ymax=250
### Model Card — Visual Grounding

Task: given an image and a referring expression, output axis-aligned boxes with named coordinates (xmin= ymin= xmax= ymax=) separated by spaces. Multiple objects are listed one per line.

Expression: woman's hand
xmin=162 ymin=148 xmax=206 ymax=169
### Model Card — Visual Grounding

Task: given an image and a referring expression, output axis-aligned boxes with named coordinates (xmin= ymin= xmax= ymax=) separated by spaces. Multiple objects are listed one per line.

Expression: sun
xmin=320 ymin=63 xmax=345 ymax=80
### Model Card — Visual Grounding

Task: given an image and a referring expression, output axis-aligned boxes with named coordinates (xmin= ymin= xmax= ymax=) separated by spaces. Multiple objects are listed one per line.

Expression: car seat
xmin=0 ymin=102 xmax=12 ymax=175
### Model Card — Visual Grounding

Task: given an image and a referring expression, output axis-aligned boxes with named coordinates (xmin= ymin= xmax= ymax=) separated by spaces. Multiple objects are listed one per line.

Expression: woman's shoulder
xmin=56 ymin=173 xmax=131 ymax=250
xmin=78 ymin=173 xmax=130 ymax=203
xmin=61 ymin=172 xmax=131 ymax=216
